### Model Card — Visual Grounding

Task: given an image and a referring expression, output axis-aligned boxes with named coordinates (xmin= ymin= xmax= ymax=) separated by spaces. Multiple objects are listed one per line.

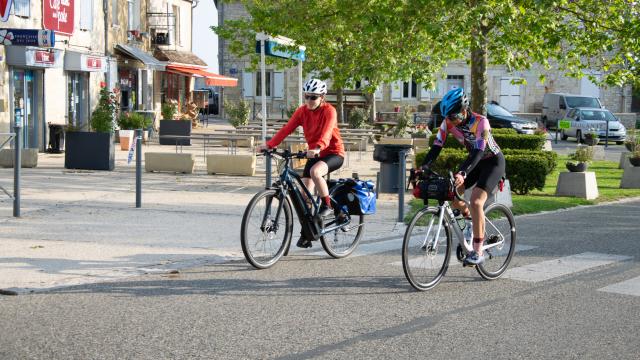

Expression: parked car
xmin=560 ymin=107 xmax=626 ymax=144
xmin=542 ymin=93 xmax=603 ymax=128
xmin=486 ymin=102 xmax=538 ymax=134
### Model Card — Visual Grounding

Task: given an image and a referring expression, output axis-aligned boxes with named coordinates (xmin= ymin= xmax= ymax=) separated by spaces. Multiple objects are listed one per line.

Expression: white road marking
xmin=599 ymin=276 xmax=640 ymax=297
xmin=387 ymin=243 xmax=537 ymax=268
xmin=503 ymin=252 xmax=632 ymax=282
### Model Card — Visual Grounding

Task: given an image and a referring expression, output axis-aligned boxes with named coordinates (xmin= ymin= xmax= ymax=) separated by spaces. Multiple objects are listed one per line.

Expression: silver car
xmin=560 ymin=107 xmax=626 ymax=144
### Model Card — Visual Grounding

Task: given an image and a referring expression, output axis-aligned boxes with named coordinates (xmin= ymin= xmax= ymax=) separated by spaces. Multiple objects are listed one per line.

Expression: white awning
xmin=64 ymin=51 xmax=108 ymax=72
xmin=115 ymin=44 xmax=165 ymax=70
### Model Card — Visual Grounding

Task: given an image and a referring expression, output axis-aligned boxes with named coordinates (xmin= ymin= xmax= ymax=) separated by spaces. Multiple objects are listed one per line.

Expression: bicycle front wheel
xmin=320 ymin=198 xmax=364 ymax=258
xmin=476 ymin=203 xmax=516 ymax=280
xmin=402 ymin=207 xmax=451 ymax=291
xmin=241 ymin=189 xmax=293 ymax=269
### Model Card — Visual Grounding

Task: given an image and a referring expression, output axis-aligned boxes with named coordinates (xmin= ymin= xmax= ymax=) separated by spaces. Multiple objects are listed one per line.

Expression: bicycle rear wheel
xmin=241 ymin=189 xmax=293 ymax=269
xmin=320 ymin=198 xmax=364 ymax=258
xmin=402 ymin=207 xmax=451 ymax=291
xmin=476 ymin=203 xmax=516 ymax=280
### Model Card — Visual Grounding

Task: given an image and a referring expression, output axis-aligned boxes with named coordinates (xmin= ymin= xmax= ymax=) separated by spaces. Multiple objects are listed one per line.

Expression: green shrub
xmin=568 ymin=145 xmax=595 ymax=164
xmin=225 ymin=99 xmax=251 ymax=128
xmin=286 ymin=104 xmax=298 ymax=118
xmin=491 ymin=128 xmax=518 ymax=135
xmin=428 ymin=132 xmax=546 ymax=150
xmin=161 ymin=102 xmax=177 ymax=120
xmin=414 ymin=148 xmax=550 ymax=195
xmin=90 ymin=87 xmax=118 ymax=133
xmin=392 ymin=106 xmax=414 ymax=137
xmin=348 ymin=107 xmax=369 ymax=129
xmin=118 ymin=112 xmax=150 ymax=130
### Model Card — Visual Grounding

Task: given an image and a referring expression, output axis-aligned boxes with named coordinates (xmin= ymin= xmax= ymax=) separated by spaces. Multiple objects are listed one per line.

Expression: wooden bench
xmin=145 ymin=152 xmax=195 ymax=174
xmin=206 ymin=154 xmax=256 ymax=176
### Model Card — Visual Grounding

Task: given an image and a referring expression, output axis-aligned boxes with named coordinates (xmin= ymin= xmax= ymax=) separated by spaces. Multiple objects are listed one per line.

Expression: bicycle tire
xmin=476 ymin=203 xmax=516 ymax=280
xmin=320 ymin=196 xmax=364 ymax=258
xmin=241 ymin=189 xmax=293 ymax=269
xmin=402 ymin=207 xmax=452 ymax=291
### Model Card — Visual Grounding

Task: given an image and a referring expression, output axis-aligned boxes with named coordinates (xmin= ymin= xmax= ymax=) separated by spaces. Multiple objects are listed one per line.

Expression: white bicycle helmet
xmin=302 ymin=78 xmax=327 ymax=95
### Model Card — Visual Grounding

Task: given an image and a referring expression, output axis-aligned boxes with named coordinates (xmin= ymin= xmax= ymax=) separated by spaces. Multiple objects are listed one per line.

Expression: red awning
xmin=166 ymin=65 xmax=238 ymax=87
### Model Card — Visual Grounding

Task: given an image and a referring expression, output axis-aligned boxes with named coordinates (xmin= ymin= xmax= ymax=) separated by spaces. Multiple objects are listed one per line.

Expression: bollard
xmin=13 ymin=126 xmax=21 ymax=217
xmin=136 ymin=129 xmax=142 ymax=208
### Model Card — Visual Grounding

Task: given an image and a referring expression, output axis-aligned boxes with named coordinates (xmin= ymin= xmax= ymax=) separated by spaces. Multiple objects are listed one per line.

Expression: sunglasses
xmin=304 ymin=94 xmax=320 ymax=101
xmin=447 ymin=112 xmax=465 ymax=121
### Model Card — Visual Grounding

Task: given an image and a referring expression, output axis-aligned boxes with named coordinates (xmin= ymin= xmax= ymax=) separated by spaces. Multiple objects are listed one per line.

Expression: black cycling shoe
xmin=296 ymin=236 xmax=312 ymax=248
xmin=318 ymin=204 xmax=333 ymax=218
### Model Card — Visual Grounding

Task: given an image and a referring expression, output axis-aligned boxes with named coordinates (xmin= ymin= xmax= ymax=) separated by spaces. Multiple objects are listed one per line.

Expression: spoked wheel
xmin=476 ymin=203 xmax=516 ymax=280
xmin=402 ymin=207 xmax=452 ymax=291
xmin=320 ymin=198 xmax=364 ymax=258
xmin=241 ymin=189 xmax=293 ymax=269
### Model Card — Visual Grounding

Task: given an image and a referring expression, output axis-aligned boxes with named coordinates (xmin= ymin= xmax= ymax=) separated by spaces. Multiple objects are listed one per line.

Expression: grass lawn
xmin=407 ymin=155 xmax=640 ymax=221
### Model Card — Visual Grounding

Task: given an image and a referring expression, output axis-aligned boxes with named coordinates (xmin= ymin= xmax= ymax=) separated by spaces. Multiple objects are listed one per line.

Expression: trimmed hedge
xmin=428 ymin=133 xmax=546 ymax=150
xmin=491 ymin=128 xmax=518 ymax=135
xmin=414 ymin=148 xmax=556 ymax=195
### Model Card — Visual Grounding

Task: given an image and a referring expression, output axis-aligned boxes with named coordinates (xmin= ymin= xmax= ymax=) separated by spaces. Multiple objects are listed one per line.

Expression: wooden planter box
xmin=65 ymin=132 xmax=115 ymax=171
xmin=159 ymin=120 xmax=191 ymax=146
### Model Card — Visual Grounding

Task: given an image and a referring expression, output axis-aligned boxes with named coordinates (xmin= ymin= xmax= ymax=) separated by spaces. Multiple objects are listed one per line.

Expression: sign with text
xmin=255 ymin=40 xmax=306 ymax=61
xmin=558 ymin=120 xmax=571 ymax=130
xmin=0 ymin=0 xmax=12 ymax=22
xmin=0 ymin=29 xmax=55 ymax=47
xmin=43 ymin=0 xmax=74 ymax=35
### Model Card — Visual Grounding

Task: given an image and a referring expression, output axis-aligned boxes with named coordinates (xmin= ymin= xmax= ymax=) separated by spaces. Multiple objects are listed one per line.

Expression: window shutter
xmin=242 ymin=71 xmax=253 ymax=98
xmin=80 ymin=0 xmax=93 ymax=30
xmin=437 ymin=80 xmax=447 ymax=97
xmin=420 ymin=84 xmax=431 ymax=100
xmin=374 ymin=86 xmax=383 ymax=101
xmin=273 ymin=72 xmax=284 ymax=99
xmin=391 ymin=81 xmax=402 ymax=100
xmin=14 ymin=0 xmax=30 ymax=17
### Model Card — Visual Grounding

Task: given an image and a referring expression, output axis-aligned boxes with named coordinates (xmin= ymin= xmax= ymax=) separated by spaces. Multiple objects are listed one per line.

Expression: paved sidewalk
xmin=0 ymin=137 xmax=407 ymax=294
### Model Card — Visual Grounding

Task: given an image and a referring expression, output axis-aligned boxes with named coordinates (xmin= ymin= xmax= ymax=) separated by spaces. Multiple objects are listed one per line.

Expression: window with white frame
xmin=243 ymin=71 xmax=284 ymax=99
xmin=172 ymin=5 xmax=181 ymax=46
xmin=128 ymin=0 xmax=141 ymax=33
xmin=256 ymin=71 xmax=272 ymax=97
xmin=13 ymin=0 xmax=30 ymax=17
xmin=80 ymin=0 xmax=94 ymax=31
xmin=403 ymin=78 xmax=418 ymax=99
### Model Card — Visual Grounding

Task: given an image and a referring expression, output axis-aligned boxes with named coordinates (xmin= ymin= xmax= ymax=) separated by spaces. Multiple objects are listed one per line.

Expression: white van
xmin=542 ymin=93 xmax=603 ymax=128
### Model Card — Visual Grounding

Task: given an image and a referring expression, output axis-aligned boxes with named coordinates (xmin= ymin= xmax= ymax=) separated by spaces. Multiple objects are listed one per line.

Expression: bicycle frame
xmin=421 ymin=200 xmax=507 ymax=257
xmin=264 ymin=151 xmax=352 ymax=241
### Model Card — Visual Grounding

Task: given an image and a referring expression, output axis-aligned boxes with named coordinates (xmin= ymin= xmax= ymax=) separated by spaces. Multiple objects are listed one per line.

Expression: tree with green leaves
xmin=215 ymin=0 xmax=639 ymax=116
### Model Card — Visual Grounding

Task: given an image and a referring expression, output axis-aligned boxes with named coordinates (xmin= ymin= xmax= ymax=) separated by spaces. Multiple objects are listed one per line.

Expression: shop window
xmin=13 ymin=0 xmax=30 ymax=17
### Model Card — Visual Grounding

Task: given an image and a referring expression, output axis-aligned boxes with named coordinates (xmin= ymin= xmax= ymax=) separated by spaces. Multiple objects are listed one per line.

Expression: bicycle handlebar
xmin=259 ymin=148 xmax=308 ymax=159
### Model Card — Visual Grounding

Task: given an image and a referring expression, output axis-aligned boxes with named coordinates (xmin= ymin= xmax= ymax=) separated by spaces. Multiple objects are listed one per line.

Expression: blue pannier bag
xmin=352 ymin=180 xmax=376 ymax=215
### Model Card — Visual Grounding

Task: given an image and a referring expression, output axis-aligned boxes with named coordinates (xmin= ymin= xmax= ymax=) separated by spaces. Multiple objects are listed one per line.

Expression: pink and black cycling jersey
xmin=433 ymin=112 xmax=501 ymax=157
xmin=422 ymin=112 xmax=501 ymax=174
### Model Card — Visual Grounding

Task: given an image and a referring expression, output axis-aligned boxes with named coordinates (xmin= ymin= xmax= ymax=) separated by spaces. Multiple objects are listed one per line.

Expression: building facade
xmin=216 ymin=2 xmax=634 ymax=120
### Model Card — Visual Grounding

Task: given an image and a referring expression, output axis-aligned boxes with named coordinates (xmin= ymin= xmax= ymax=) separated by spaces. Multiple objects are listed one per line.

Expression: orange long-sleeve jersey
xmin=266 ymin=103 xmax=345 ymax=157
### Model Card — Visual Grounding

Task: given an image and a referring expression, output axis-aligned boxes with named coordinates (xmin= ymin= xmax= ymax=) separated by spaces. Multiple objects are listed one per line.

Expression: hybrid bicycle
xmin=241 ymin=149 xmax=366 ymax=269
xmin=402 ymin=169 xmax=516 ymax=291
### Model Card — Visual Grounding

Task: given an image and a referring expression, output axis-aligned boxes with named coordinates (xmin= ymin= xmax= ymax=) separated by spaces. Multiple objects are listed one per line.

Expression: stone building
xmin=216 ymin=2 xmax=634 ymax=121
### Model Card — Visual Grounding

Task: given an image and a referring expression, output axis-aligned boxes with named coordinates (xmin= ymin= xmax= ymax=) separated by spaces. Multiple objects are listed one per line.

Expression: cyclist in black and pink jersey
xmin=420 ymin=88 xmax=505 ymax=266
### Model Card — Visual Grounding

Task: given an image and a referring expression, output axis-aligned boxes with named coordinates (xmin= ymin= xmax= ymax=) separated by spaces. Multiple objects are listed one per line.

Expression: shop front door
xmin=67 ymin=72 xmax=89 ymax=130
xmin=12 ymin=68 xmax=44 ymax=150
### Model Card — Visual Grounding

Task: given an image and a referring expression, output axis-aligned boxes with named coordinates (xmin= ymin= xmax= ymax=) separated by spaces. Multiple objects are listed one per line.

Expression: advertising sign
xmin=0 ymin=0 xmax=12 ymax=22
xmin=0 ymin=29 xmax=55 ymax=47
xmin=43 ymin=0 xmax=74 ymax=35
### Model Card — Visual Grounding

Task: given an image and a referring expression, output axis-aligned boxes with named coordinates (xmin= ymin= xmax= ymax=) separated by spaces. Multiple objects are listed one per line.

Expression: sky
xmin=192 ymin=0 xmax=219 ymax=73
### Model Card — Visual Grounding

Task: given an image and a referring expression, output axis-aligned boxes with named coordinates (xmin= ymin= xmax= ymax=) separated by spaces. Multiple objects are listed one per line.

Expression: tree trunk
xmin=364 ymin=91 xmax=376 ymax=123
xmin=470 ymin=28 xmax=488 ymax=116
xmin=336 ymin=87 xmax=345 ymax=123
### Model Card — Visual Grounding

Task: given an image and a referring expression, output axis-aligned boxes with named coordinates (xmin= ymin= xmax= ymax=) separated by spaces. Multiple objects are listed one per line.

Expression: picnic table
xmin=159 ymin=133 xmax=256 ymax=156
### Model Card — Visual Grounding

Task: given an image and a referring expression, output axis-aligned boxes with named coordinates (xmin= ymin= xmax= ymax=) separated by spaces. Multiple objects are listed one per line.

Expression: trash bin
xmin=47 ymin=124 xmax=65 ymax=153
xmin=373 ymin=143 xmax=412 ymax=193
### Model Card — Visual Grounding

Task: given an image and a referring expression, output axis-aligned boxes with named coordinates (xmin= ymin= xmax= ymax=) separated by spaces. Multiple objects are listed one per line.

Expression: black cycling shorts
xmin=303 ymin=154 xmax=344 ymax=178
xmin=464 ymin=152 xmax=505 ymax=193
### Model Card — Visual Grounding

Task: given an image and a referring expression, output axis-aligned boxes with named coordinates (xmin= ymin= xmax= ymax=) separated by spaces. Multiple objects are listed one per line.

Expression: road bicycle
xmin=241 ymin=149 xmax=366 ymax=269
xmin=402 ymin=168 xmax=516 ymax=291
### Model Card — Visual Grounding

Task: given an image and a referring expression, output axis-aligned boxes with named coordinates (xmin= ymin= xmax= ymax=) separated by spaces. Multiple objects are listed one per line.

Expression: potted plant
xmin=225 ymin=99 xmax=251 ymax=128
xmin=392 ymin=106 xmax=414 ymax=138
xmin=348 ymin=107 xmax=369 ymax=129
xmin=65 ymin=86 xmax=117 ymax=171
xmin=624 ymin=133 xmax=639 ymax=152
xmin=117 ymin=112 xmax=150 ymax=150
xmin=566 ymin=145 xmax=594 ymax=172
xmin=159 ymin=100 xmax=191 ymax=146
xmin=582 ymin=131 xmax=599 ymax=146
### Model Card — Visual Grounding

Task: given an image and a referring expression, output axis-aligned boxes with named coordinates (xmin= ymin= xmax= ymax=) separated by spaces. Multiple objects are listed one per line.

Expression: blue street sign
xmin=256 ymin=40 xmax=306 ymax=61
xmin=0 ymin=29 xmax=55 ymax=47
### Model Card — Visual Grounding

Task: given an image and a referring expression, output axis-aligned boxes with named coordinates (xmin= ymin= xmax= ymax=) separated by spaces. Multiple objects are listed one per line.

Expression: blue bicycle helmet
xmin=440 ymin=88 xmax=469 ymax=117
